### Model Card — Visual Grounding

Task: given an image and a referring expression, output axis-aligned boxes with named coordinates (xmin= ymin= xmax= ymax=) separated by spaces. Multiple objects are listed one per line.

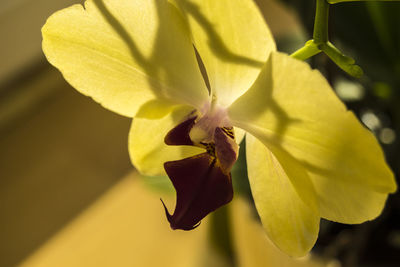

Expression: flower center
xmin=164 ymin=100 xmax=239 ymax=173
xmin=189 ymin=102 xmax=232 ymax=144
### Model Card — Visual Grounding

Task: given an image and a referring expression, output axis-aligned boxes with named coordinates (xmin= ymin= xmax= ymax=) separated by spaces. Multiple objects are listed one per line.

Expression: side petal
xmin=176 ymin=0 xmax=276 ymax=107
xmin=129 ymin=106 xmax=203 ymax=176
xmin=230 ymin=198 xmax=326 ymax=267
xmin=42 ymin=0 xmax=209 ymax=117
xmin=310 ymin=175 xmax=389 ymax=223
xmin=246 ymin=134 xmax=320 ymax=257
xmin=229 ymin=52 xmax=396 ymax=223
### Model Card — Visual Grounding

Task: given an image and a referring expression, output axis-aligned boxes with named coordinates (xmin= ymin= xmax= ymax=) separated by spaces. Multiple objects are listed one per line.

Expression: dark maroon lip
xmin=164 ymin=115 xmax=197 ymax=146
xmin=161 ymin=114 xmax=238 ymax=230
xmin=162 ymin=153 xmax=233 ymax=230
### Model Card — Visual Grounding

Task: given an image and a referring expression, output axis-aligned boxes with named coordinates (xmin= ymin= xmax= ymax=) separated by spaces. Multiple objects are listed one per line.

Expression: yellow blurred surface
xmin=0 ymin=72 xmax=132 ymax=266
xmin=18 ymin=173 xmax=210 ymax=267
xmin=16 ymin=171 xmax=330 ymax=267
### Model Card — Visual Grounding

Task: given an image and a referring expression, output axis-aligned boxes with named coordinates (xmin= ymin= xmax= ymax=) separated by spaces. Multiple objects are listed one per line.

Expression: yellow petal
xmin=42 ymin=0 xmax=209 ymax=117
xmin=176 ymin=0 xmax=276 ymax=107
xmin=229 ymin=52 xmax=396 ymax=223
xmin=230 ymin=197 xmax=327 ymax=267
xmin=246 ymin=134 xmax=320 ymax=257
xmin=310 ymin=175 xmax=390 ymax=223
xmin=129 ymin=105 xmax=204 ymax=176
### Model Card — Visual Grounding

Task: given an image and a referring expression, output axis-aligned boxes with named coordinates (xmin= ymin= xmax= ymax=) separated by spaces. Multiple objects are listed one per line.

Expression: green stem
xmin=320 ymin=42 xmax=364 ymax=77
xmin=290 ymin=40 xmax=321 ymax=60
xmin=209 ymin=205 xmax=234 ymax=265
xmin=291 ymin=0 xmax=365 ymax=77
xmin=313 ymin=0 xmax=330 ymax=44
xmin=328 ymin=0 xmax=400 ymax=4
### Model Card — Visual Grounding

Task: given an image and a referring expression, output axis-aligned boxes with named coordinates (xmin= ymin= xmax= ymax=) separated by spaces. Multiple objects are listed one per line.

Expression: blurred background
xmin=0 ymin=0 xmax=399 ymax=266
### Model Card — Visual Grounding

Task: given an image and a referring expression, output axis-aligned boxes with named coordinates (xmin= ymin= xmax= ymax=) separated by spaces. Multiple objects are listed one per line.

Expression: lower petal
xmin=230 ymin=198 xmax=325 ymax=267
xmin=246 ymin=134 xmax=320 ymax=257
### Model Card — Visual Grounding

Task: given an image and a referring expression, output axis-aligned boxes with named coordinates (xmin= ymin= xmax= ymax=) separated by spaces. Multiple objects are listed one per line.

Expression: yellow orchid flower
xmin=41 ymin=0 xmax=396 ymax=257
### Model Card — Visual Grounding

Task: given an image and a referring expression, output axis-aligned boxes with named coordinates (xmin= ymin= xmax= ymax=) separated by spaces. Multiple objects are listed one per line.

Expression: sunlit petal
xmin=230 ymin=198 xmax=327 ymax=267
xmin=176 ymin=0 xmax=276 ymax=107
xmin=246 ymin=134 xmax=320 ymax=257
xmin=42 ymin=0 xmax=209 ymax=117
xmin=129 ymin=106 xmax=203 ymax=176
xmin=310 ymin=174 xmax=390 ymax=223
xmin=229 ymin=52 xmax=396 ymax=223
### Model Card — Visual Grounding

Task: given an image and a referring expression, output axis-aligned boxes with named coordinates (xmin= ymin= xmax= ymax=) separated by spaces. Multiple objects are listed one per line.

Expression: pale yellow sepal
xmin=229 ymin=51 xmax=396 ymax=224
xmin=135 ymin=99 xmax=177 ymax=120
xmin=230 ymin=197 xmax=328 ymax=267
xmin=176 ymin=0 xmax=276 ymax=107
xmin=42 ymin=0 xmax=209 ymax=117
xmin=235 ymin=128 xmax=246 ymax=145
xmin=129 ymin=106 xmax=204 ymax=176
xmin=246 ymin=134 xmax=320 ymax=257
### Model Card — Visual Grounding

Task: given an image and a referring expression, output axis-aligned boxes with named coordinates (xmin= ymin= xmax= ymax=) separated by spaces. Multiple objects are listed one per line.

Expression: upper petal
xmin=246 ymin=134 xmax=320 ymax=257
xmin=229 ymin=52 xmax=396 ymax=223
xmin=42 ymin=0 xmax=209 ymax=117
xmin=176 ymin=0 xmax=276 ymax=107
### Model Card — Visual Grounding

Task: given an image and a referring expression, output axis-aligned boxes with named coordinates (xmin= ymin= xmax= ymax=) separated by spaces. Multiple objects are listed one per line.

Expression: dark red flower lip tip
xmin=160 ymin=198 xmax=172 ymax=222
xmin=160 ymin=198 xmax=201 ymax=230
